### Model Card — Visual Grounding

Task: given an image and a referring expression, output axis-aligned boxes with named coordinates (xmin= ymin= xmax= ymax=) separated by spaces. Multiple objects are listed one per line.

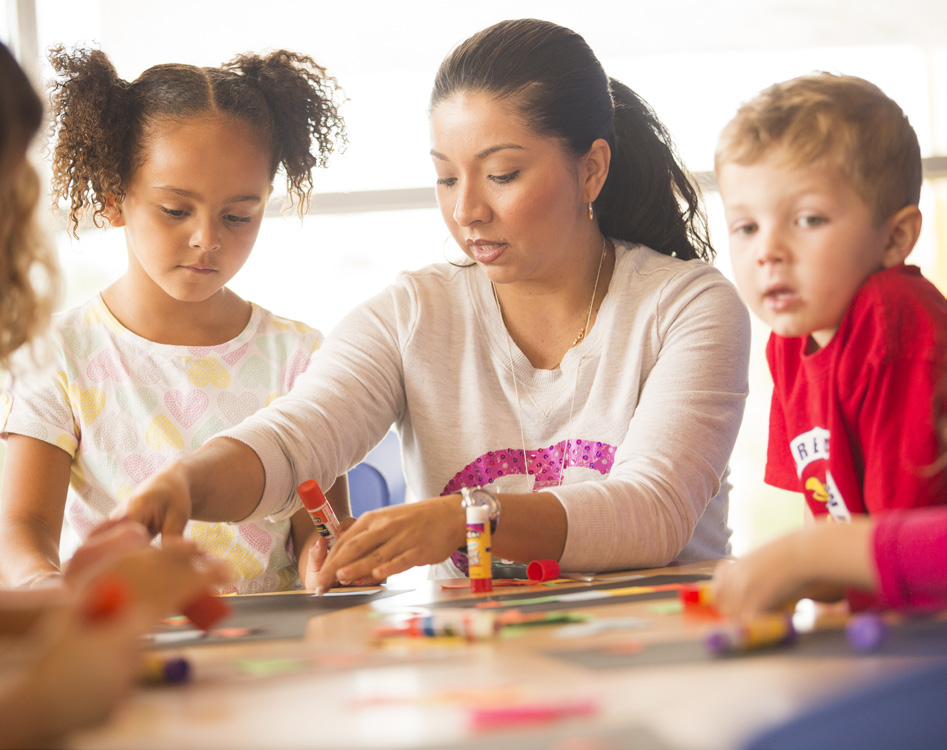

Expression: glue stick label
xmin=465 ymin=505 xmax=492 ymax=593
xmin=298 ymin=480 xmax=341 ymax=547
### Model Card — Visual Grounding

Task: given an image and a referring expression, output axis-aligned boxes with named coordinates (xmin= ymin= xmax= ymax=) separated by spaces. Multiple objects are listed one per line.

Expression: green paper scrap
xmin=480 ymin=595 xmax=563 ymax=607
xmin=234 ymin=658 xmax=308 ymax=676
xmin=648 ymin=601 xmax=683 ymax=615
xmin=504 ymin=613 xmax=589 ymax=629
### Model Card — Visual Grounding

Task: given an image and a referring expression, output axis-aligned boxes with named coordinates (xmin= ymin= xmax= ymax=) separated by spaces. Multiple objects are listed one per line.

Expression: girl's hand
xmin=111 ymin=462 xmax=194 ymax=539
xmin=313 ymin=496 xmax=465 ymax=593
xmin=300 ymin=518 xmax=358 ymax=591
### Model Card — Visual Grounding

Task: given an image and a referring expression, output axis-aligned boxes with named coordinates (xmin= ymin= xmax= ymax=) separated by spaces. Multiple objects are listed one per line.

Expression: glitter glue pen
xmin=298 ymin=479 xmax=341 ymax=548
xmin=705 ymin=612 xmax=796 ymax=655
xmin=465 ymin=504 xmax=493 ymax=594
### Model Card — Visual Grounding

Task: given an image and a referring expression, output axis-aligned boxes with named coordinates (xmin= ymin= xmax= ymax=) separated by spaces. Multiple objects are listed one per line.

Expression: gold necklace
xmin=491 ymin=236 xmax=608 ymax=370
xmin=566 ymin=237 xmax=607 ymax=355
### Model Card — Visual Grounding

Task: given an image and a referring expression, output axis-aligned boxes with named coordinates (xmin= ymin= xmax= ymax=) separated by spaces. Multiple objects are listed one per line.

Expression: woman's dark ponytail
xmin=597 ymin=79 xmax=712 ymax=261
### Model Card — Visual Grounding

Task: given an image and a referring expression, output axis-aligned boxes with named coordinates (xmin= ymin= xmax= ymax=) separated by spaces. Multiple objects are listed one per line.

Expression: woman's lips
xmin=468 ymin=240 xmax=507 ymax=264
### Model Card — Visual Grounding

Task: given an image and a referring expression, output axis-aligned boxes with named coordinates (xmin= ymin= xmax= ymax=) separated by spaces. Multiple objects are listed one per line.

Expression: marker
xmin=298 ymin=479 xmax=341 ymax=548
xmin=465 ymin=505 xmax=493 ymax=593
xmin=705 ymin=613 xmax=795 ymax=655
xmin=139 ymin=654 xmax=191 ymax=685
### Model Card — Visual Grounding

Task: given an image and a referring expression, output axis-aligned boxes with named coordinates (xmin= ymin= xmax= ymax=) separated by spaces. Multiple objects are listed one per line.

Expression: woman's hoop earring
xmin=588 ymin=201 xmax=594 ymax=221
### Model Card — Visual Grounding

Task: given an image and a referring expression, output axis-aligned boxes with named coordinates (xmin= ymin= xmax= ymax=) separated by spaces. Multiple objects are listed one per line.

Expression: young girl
xmin=0 ymin=40 xmax=228 ymax=749
xmin=0 ymin=46 xmax=348 ymax=593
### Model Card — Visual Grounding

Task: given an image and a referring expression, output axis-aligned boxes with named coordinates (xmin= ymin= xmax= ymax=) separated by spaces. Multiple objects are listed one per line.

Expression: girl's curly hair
xmin=48 ymin=46 xmax=346 ymax=235
xmin=0 ymin=42 xmax=60 ymax=369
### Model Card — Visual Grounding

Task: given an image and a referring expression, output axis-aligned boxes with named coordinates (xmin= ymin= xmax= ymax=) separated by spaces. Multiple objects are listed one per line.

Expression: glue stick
xmin=298 ymin=479 xmax=341 ymax=548
xmin=465 ymin=505 xmax=493 ymax=593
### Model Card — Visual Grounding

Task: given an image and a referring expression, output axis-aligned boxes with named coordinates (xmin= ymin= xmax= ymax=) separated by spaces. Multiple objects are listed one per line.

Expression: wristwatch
xmin=460 ymin=486 xmax=501 ymax=535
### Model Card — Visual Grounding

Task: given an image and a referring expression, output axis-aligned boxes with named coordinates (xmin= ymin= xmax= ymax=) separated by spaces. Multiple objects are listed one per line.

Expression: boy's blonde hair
xmin=715 ymin=73 xmax=922 ymax=225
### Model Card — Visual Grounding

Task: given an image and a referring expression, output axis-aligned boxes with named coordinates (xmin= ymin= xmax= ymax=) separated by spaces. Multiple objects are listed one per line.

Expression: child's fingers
xmin=65 ymin=521 xmax=151 ymax=584
xmin=303 ymin=537 xmax=328 ymax=590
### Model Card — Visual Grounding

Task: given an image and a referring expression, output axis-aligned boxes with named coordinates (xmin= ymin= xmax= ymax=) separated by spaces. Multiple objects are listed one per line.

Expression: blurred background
xmin=2 ymin=0 xmax=946 ymax=558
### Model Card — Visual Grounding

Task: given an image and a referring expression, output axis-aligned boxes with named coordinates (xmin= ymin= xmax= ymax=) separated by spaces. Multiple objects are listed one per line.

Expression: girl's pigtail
xmin=48 ymin=45 xmax=135 ymax=236
xmin=598 ymin=78 xmax=713 ymax=262
xmin=227 ymin=50 xmax=345 ymax=217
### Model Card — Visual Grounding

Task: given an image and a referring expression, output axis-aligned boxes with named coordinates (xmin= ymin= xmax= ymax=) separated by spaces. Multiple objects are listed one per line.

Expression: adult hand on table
xmin=313 ymin=495 xmax=465 ymax=594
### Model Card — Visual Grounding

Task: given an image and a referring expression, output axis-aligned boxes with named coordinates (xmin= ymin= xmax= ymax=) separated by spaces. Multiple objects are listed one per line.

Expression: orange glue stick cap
xmin=298 ymin=480 xmax=327 ymax=511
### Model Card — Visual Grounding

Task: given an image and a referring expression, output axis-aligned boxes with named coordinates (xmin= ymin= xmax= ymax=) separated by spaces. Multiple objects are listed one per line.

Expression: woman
xmin=120 ymin=19 xmax=750 ymax=588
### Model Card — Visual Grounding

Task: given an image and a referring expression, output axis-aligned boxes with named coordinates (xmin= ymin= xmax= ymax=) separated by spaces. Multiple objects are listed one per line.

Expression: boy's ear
xmin=103 ymin=194 xmax=126 ymax=228
xmin=881 ymin=205 xmax=922 ymax=268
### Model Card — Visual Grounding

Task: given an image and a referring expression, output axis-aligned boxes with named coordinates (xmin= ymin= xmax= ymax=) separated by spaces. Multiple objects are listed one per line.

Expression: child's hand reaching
xmin=65 ymin=519 xmax=232 ymax=619
xmin=711 ymin=521 xmax=877 ymax=617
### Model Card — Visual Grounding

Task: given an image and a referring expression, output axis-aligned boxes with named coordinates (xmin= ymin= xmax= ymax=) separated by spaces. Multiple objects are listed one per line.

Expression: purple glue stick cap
xmin=846 ymin=613 xmax=886 ymax=652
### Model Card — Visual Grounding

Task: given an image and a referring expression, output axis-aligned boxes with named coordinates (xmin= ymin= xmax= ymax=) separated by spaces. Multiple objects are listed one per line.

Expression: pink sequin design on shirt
xmin=442 ymin=439 xmax=616 ymax=495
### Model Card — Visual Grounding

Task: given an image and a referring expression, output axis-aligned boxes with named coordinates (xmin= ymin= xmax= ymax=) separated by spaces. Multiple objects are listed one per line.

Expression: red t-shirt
xmin=765 ymin=265 xmax=947 ymax=519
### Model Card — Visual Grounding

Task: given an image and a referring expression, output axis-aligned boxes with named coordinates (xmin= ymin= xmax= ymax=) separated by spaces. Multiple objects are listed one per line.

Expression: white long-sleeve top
xmin=222 ymin=241 xmax=751 ymax=573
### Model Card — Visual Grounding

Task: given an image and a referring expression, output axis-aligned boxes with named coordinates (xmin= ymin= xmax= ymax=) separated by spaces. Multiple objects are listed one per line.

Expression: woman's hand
xmin=313 ymin=496 xmax=465 ymax=593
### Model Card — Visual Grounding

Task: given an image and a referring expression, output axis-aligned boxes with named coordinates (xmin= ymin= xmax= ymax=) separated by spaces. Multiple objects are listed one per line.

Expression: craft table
xmin=68 ymin=560 xmax=947 ymax=750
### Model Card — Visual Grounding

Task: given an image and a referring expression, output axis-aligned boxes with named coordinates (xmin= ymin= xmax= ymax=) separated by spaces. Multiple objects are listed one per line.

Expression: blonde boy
xmin=715 ymin=73 xmax=947 ymax=525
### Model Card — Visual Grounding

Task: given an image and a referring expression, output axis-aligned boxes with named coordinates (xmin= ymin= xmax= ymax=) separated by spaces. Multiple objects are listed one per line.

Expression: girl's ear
xmin=104 ymin=194 xmax=126 ymax=228
xmin=881 ymin=205 xmax=922 ymax=268
xmin=581 ymin=138 xmax=611 ymax=205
